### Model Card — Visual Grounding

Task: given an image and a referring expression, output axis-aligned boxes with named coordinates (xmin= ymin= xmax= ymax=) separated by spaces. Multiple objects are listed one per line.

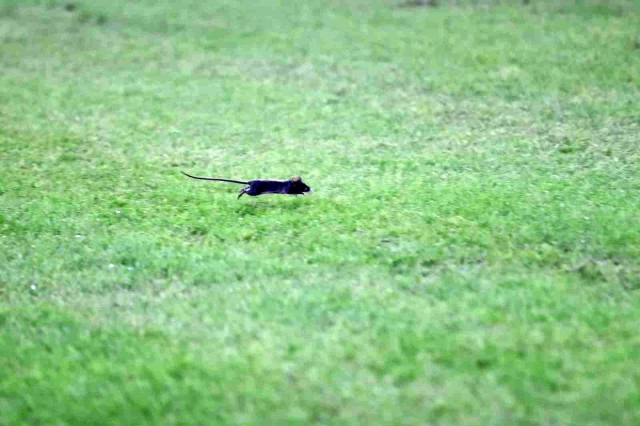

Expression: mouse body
xmin=181 ymin=171 xmax=311 ymax=199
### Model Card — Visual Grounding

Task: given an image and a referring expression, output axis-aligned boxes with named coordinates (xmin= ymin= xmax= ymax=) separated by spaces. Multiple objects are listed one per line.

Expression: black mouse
xmin=181 ymin=171 xmax=311 ymax=199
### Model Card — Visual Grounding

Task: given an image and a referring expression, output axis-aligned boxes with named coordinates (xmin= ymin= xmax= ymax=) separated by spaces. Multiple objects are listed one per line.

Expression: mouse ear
xmin=290 ymin=175 xmax=301 ymax=182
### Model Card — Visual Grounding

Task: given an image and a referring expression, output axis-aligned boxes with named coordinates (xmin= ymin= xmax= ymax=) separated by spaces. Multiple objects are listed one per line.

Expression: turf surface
xmin=1 ymin=0 xmax=640 ymax=424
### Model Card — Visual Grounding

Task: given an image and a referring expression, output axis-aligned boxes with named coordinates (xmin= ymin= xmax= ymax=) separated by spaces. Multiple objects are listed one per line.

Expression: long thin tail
xmin=181 ymin=171 xmax=248 ymax=185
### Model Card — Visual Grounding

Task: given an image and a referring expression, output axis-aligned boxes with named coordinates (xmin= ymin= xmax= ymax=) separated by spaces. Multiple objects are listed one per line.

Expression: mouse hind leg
xmin=237 ymin=186 xmax=249 ymax=199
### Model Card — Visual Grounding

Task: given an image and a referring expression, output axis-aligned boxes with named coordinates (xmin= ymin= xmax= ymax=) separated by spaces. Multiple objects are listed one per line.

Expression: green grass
xmin=1 ymin=0 xmax=640 ymax=424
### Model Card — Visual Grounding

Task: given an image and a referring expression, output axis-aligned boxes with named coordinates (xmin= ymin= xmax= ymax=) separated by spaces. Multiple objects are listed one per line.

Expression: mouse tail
xmin=181 ymin=171 xmax=249 ymax=185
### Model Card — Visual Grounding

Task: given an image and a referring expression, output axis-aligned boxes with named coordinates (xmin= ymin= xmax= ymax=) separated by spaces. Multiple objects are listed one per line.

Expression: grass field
xmin=1 ymin=0 xmax=640 ymax=424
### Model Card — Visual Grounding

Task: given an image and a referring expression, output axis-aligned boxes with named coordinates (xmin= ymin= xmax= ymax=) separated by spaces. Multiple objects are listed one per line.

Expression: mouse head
xmin=290 ymin=175 xmax=311 ymax=194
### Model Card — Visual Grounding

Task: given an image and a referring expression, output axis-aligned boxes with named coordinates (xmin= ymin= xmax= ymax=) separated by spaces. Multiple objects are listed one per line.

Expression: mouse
xmin=181 ymin=171 xmax=312 ymax=199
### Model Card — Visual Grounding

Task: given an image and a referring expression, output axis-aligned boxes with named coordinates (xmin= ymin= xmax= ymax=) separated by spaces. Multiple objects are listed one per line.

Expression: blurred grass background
xmin=1 ymin=0 xmax=640 ymax=424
